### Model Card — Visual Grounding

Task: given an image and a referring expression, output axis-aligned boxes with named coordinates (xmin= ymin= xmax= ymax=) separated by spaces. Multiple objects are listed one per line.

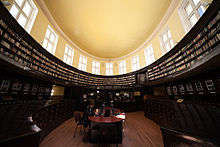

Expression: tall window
xmin=106 ymin=63 xmax=113 ymax=76
xmin=63 ymin=45 xmax=74 ymax=65
xmin=159 ymin=27 xmax=174 ymax=55
xmin=78 ymin=55 xmax=87 ymax=71
xmin=145 ymin=44 xmax=155 ymax=66
xmin=9 ymin=0 xmax=38 ymax=33
xmin=92 ymin=61 xmax=100 ymax=75
xmin=42 ymin=25 xmax=58 ymax=55
xmin=132 ymin=55 xmax=140 ymax=71
xmin=178 ymin=0 xmax=206 ymax=32
xmin=119 ymin=60 xmax=126 ymax=75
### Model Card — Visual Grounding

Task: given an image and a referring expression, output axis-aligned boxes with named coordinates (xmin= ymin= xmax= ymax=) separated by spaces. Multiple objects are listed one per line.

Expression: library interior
xmin=0 ymin=0 xmax=219 ymax=146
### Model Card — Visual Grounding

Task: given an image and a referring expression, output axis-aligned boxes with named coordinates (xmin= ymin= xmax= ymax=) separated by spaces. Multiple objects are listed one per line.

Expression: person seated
xmin=104 ymin=109 xmax=110 ymax=117
xmin=80 ymin=104 xmax=95 ymax=128
xmin=99 ymin=102 xmax=105 ymax=115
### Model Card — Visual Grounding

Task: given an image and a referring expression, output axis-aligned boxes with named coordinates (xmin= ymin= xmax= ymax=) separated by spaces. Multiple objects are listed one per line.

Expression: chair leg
xmin=73 ymin=125 xmax=78 ymax=137
xmin=80 ymin=125 xmax=82 ymax=132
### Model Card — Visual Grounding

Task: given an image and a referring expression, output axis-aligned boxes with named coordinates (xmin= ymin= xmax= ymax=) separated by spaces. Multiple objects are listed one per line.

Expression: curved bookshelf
xmin=0 ymin=0 xmax=219 ymax=87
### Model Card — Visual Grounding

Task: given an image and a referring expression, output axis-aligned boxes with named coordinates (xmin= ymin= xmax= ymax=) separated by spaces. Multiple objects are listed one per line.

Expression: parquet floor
xmin=40 ymin=111 xmax=163 ymax=147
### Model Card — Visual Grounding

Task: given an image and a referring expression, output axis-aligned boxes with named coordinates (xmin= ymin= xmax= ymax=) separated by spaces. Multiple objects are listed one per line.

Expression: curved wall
xmin=5 ymin=0 xmax=209 ymax=75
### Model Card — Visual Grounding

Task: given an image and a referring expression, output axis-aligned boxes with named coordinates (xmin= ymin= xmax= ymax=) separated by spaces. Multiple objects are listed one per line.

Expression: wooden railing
xmin=0 ymin=0 xmax=219 ymax=87
xmin=32 ymin=101 xmax=75 ymax=140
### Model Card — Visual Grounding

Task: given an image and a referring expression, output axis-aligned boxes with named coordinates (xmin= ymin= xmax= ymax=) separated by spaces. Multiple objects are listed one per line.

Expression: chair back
xmin=74 ymin=112 xmax=81 ymax=123
xmin=104 ymin=109 xmax=110 ymax=117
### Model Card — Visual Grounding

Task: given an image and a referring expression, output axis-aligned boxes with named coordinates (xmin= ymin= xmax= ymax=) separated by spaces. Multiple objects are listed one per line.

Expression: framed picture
xmin=23 ymin=83 xmax=30 ymax=93
xmin=38 ymin=87 xmax=45 ymax=93
xmin=166 ymin=86 xmax=172 ymax=95
xmin=205 ymin=80 xmax=215 ymax=91
xmin=195 ymin=81 xmax=203 ymax=92
xmin=172 ymin=86 xmax=178 ymax=95
xmin=45 ymin=88 xmax=51 ymax=93
xmin=0 ymin=80 xmax=11 ymax=91
xmin=12 ymin=82 xmax=22 ymax=91
xmin=186 ymin=83 xmax=193 ymax=92
xmin=138 ymin=74 xmax=146 ymax=84
xmin=31 ymin=84 xmax=38 ymax=93
xmin=179 ymin=85 xmax=185 ymax=93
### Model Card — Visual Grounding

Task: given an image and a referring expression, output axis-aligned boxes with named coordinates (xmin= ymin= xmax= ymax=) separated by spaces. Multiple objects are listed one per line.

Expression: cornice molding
xmin=35 ymin=0 xmax=180 ymax=62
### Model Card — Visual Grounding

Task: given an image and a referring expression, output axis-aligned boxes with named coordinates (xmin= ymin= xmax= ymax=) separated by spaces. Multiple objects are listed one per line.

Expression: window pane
xmin=79 ymin=56 xmax=82 ymax=62
xmin=165 ymin=43 xmax=170 ymax=51
xmin=68 ymin=49 xmax=72 ymax=56
xmin=192 ymin=0 xmax=200 ymax=6
xmin=83 ymin=58 xmax=86 ymax=63
xmin=197 ymin=5 xmax=205 ymax=17
xmin=67 ymin=57 xmax=70 ymax=64
xmin=47 ymin=43 xmax=52 ymax=52
xmin=185 ymin=4 xmax=193 ymax=15
xmin=45 ymin=30 xmax=50 ymax=38
xmin=23 ymin=2 xmax=32 ymax=16
xmin=64 ymin=55 xmax=67 ymax=61
xmin=168 ymin=30 xmax=171 ymax=38
xmin=15 ymin=0 xmax=24 ymax=7
xmin=65 ymin=47 xmax=68 ymax=54
xmin=190 ymin=14 xmax=198 ymax=26
xmin=17 ymin=14 xmax=27 ymax=27
xmin=43 ymin=40 xmax=48 ymax=48
xmin=10 ymin=5 xmax=19 ymax=18
xmin=163 ymin=34 xmax=167 ymax=42
xmin=50 ymin=34 xmax=55 ymax=42
xmin=170 ymin=39 xmax=174 ymax=48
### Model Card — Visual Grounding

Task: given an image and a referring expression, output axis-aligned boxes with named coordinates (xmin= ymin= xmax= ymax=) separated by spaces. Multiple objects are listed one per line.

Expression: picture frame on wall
xmin=205 ymin=80 xmax=215 ymax=91
xmin=195 ymin=81 xmax=203 ymax=92
xmin=0 ymin=80 xmax=11 ymax=92
xmin=179 ymin=85 xmax=185 ymax=94
xmin=12 ymin=82 xmax=22 ymax=91
xmin=172 ymin=86 xmax=178 ymax=95
xmin=166 ymin=86 xmax=172 ymax=95
xmin=31 ymin=84 xmax=38 ymax=94
xmin=186 ymin=83 xmax=193 ymax=94
xmin=23 ymin=83 xmax=31 ymax=94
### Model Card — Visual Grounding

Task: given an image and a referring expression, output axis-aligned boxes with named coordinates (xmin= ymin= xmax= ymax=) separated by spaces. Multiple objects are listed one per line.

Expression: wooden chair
xmin=73 ymin=112 xmax=83 ymax=137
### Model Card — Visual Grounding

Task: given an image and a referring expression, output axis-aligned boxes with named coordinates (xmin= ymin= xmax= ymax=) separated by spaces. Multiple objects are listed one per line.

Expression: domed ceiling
xmin=43 ymin=0 xmax=172 ymax=58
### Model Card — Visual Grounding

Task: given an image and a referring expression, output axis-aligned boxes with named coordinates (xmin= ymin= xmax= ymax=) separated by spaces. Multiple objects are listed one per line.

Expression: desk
xmin=88 ymin=108 xmax=125 ymax=144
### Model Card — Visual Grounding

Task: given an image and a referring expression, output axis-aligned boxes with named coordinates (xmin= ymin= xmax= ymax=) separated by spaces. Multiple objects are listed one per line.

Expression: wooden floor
xmin=40 ymin=111 xmax=164 ymax=147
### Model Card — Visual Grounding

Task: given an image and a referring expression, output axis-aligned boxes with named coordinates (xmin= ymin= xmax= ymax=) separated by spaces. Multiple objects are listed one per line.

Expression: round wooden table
xmin=88 ymin=107 xmax=125 ymax=123
xmin=88 ymin=115 xmax=123 ymax=123
xmin=88 ymin=107 xmax=125 ymax=144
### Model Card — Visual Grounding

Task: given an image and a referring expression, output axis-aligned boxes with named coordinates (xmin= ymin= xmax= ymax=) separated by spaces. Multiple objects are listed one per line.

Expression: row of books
xmin=0 ymin=18 xmax=137 ymax=86
xmin=147 ymin=11 xmax=220 ymax=81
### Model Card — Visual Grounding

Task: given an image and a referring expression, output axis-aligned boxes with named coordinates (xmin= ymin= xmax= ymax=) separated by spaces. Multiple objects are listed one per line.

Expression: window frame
xmin=92 ymin=61 xmax=100 ymax=75
xmin=159 ymin=27 xmax=174 ymax=55
xmin=178 ymin=0 xmax=206 ymax=33
xmin=106 ymin=63 xmax=113 ymax=76
xmin=9 ymin=0 xmax=38 ymax=33
xmin=131 ymin=55 xmax=140 ymax=72
xmin=78 ymin=55 xmax=87 ymax=72
xmin=63 ymin=44 xmax=74 ymax=65
xmin=42 ymin=25 xmax=58 ymax=55
xmin=119 ymin=60 xmax=126 ymax=75
xmin=144 ymin=44 xmax=155 ymax=66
